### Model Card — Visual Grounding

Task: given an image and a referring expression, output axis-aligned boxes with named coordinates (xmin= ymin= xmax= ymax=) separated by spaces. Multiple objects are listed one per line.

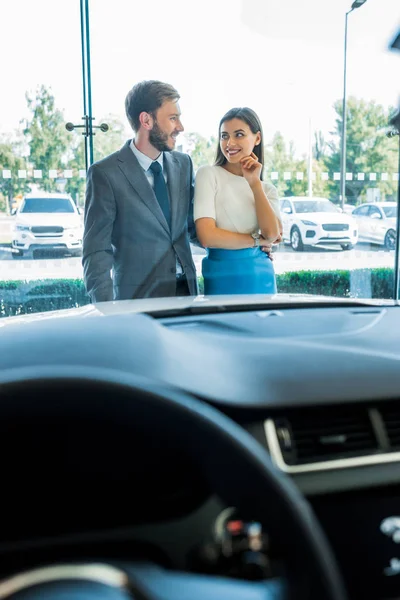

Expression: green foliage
xmin=277 ymin=269 xmax=351 ymax=296
xmin=65 ymin=137 xmax=85 ymax=206
xmin=264 ymin=131 xmax=295 ymax=196
xmin=93 ymin=114 xmax=127 ymax=162
xmin=289 ymin=158 xmax=330 ymax=198
xmin=66 ymin=114 xmax=128 ymax=206
xmin=277 ymin=268 xmax=394 ymax=298
xmin=0 ymin=142 xmax=30 ymax=213
xmin=185 ymin=132 xmax=218 ymax=171
xmin=326 ymin=97 xmax=399 ymax=204
xmin=0 ymin=279 xmax=90 ymax=318
xmin=264 ymin=132 xmax=330 ymax=198
xmin=313 ymin=130 xmax=327 ymax=161
xmin=0 ymin=269 xmax=395 ymax=318
xmin=22 ymin=85 xmax=70 ymax=192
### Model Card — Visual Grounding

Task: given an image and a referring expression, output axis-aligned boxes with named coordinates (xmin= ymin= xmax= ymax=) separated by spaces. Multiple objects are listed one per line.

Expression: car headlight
xmin=15 ymin=224 xmax=30 ymax=231
xmin=301 ymin=220 xmax=317 ymax=226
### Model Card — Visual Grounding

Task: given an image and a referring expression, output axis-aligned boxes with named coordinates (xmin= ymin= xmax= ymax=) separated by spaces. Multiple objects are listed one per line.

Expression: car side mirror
xmin=11 ymin=208 xmax=17 ymax=216
xmin=283 ymin=207 xmax=292 ymax=214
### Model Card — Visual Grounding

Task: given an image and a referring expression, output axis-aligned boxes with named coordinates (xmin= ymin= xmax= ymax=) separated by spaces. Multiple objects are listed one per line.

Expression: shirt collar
xmin=130 ymin=140 xmax=164 ymax=172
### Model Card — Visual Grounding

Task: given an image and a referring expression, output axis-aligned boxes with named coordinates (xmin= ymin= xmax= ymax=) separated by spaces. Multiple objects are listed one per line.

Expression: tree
xmin=66 ymin=114 xmax=126 ymax=206
xmin=93 ymin=114 xmax=126 ymax=162
xmin=185 ymin=132 xmax=217 ymax=171
xmin=65 ymin=137 xmax=85 ymax=207
xmin=263 ymin=132 xmax=295 ymax=197
xmin=264 ymin=131 xmax=330 ymax=198
xmin=290 ymin=158 xmax=330 ymax=198
xmin=313 ymin=130 xmax=327 ymax=161
xmin=326 ymin=97 xmax=399 ymax=205
xmin=0 ymin=143 xmax=30 ymax=214
xmin=22 ymin=85 xmax=70 ymax=192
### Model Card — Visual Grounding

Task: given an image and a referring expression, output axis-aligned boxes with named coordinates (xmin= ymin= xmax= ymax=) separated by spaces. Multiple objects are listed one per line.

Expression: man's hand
xmin=260 ymin=233 xmax=282 ymax=261
xmin=261 ymin=242 xmax=274 ymax=260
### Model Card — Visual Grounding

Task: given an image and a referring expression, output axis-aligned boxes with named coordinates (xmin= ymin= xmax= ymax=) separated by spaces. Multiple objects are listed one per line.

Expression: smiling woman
xmin=194 ymin=107 xmax=282 ymax=295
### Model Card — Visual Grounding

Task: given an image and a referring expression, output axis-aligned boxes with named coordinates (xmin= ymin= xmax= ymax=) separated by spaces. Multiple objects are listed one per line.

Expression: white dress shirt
xmin=130 ymin=140 xmax=166 ymax=185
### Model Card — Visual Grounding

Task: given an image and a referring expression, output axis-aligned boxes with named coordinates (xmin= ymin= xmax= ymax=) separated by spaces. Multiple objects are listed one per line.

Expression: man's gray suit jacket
xmin=82 ymin=140 xmax=199 ymax=302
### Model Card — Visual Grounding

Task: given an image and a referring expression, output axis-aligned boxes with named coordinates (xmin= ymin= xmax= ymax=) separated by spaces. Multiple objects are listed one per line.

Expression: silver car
xmin=352 ymin=202 xmax=397 ymax=250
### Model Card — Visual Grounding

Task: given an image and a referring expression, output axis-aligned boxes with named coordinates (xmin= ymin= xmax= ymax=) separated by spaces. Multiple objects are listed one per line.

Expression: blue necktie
xmin=149 ymin=161 xmax=171 ymax=229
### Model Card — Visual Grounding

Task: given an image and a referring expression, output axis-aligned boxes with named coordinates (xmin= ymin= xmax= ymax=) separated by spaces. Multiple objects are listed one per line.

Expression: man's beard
xmin=149 ymin=121 xmax=174 ymax=152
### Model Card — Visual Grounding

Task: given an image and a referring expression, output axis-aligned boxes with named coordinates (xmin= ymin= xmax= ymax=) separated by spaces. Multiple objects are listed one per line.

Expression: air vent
xmin=380 ymin=404 xmax=400 ymax=450
xmin=274 ymin=407 xmax=379 ymax=466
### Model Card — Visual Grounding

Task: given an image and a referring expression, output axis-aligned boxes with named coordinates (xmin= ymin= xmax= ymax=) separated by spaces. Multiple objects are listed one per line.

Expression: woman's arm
xmin=194 ymin=166 xmax=258 ymax=249
xmin=241 ymin=153 xmax=281 ymax=242
xmin=196 ymin=217 xmax=256 ymax=249
xmin=193 ymin=164 xmax=272 ymax=250
xmin=250 ymin=180 xmax=281 ymax=242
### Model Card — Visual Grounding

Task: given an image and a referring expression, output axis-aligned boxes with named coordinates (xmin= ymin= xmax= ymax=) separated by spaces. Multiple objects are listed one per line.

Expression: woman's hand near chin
xmin=240 ymin=152 xmax=262 ymax=188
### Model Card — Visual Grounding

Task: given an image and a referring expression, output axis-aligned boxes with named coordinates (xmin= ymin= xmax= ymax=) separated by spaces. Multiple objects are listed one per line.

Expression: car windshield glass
xmin=293 ymin=201 xmax=340 ymax=214
xmin=383 ymin=206 xmax=397 ymax=218
xmin=20 ymin=199 xmax=75 ymax=214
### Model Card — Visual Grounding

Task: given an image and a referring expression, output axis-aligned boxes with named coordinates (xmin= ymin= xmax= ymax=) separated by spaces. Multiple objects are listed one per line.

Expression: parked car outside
xmin=12 ymin=192 xmax=83 ymax=259
xmin=342 ymin=203 xmax=356 ymax=215
xmin=279 ymin=196 xmax=358 ymax=251
xmin=352 ymin=202 xmax=397 ymax=250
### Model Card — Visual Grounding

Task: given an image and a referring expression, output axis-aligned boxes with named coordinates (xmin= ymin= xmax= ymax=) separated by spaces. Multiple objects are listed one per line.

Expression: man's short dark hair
xmin=125 ymin=80 xmax=180 ymax=132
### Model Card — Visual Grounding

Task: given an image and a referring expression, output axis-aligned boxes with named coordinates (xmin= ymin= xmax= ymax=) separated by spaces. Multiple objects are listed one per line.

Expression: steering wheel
xmin=0 ymin=368 xmax=348 ymax=600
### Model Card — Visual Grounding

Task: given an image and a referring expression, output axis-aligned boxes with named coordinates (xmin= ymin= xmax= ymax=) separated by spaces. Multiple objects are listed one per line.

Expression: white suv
xmin=280 ymin=196 xmax=358 ymax=251
xmin=12 ymin=192 xmax=83 ymax=259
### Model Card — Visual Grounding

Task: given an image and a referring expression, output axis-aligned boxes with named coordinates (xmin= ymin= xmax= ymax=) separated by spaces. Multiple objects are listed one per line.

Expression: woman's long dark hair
xmin=214 ymin=107 xmax=264 ymax=180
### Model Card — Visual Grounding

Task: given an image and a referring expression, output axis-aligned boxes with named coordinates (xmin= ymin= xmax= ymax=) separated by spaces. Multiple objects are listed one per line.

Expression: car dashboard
xmin=0 ymin=299 xmax=400 ymax=599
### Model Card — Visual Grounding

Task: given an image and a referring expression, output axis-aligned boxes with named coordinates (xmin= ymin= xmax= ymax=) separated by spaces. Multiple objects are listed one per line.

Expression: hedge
xmin=0 ymin=267 xmax=395 ymax=318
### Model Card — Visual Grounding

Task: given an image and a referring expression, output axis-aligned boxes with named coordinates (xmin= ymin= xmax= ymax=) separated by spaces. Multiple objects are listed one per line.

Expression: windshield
xmin=0 ymin=0 xmax=399 ymax=319
xmin=383 ymin=206 xmax=398 ymax=219
xmin=20 ymin=198 xmax=75 ymax=214
xmin=293 ymin=201 xmax=341 ymax=214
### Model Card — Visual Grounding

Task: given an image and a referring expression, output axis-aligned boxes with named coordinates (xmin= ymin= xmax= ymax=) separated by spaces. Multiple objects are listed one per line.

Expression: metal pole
xmin=79 ymin=0 xmax=88 ymax=173
xmin=79 ymin=0 xmax=94 ymax=170
xmin=393 ymin=128 xmax=400 ymax=300
xmin=339 ymin=10 xmax=352 ymax=211
xmin=84 ymin=0 xmax=94 ymax=166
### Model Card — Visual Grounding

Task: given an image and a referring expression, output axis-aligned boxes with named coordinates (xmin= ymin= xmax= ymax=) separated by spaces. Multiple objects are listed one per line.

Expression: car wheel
xmin=290 ymin=226 xmax=304 ymax=251
xmin=12 ymin=251 xmax=23 ymax=259
xmin=384 ymin=229 xmax=396 ymax=251
xmin=341 ymin=244 xmax=354 ymax=251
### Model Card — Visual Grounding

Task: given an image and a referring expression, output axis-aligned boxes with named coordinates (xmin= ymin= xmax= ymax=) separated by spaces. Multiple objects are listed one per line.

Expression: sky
xmin=1 ymin=0 xmax=399 ymax=160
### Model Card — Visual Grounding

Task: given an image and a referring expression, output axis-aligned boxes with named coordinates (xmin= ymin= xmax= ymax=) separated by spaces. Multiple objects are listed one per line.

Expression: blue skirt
xmin=202 ymin=247 xmax=277 ymax=295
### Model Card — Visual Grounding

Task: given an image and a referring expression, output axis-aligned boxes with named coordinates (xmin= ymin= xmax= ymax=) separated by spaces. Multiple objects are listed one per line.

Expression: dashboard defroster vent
xmin=273 ymin=407 xmax=379 ymax=466
xmin=380 ymin=404 xmax=400 ymax=450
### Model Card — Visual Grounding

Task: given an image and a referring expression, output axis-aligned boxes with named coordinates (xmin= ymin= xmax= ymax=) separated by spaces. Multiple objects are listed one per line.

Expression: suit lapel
xmin=164 ymin=152 xmax=181 ymax=237
xmin=117 ymin=141 xmax=170 ymax=235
